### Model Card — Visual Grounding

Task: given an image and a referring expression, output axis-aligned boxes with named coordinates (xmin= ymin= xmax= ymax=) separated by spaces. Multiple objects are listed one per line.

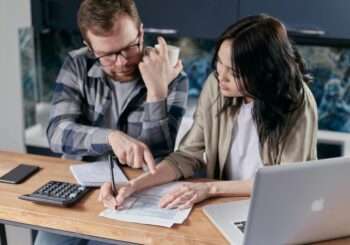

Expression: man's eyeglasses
xmin=94 ymin=35 xmax=140 ymax=67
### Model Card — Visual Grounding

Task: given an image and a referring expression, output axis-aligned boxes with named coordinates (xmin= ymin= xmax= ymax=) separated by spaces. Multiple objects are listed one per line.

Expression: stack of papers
xmin=70 ymin=161 xmax=128 ymax=187
xmin=100 ymin=182 xmax=192 ymax=227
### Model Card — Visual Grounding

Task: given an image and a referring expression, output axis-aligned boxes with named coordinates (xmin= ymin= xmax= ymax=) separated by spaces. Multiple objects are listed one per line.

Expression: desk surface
xmin=0 ymin=151 xmax=349 ymax=245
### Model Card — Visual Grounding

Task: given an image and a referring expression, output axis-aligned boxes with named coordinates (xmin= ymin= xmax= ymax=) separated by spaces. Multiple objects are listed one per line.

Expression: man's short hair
xmin=77 ymin=0 xmax=141 ymax=41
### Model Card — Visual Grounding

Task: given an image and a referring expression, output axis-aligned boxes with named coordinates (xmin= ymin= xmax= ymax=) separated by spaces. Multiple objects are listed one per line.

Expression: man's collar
xmin=87 ymin=62 xmax=105 ymax=78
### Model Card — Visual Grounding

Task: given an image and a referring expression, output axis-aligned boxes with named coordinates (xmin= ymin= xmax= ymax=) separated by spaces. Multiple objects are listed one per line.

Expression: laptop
xmin=203 ymin=157 xmax=350 ymax=245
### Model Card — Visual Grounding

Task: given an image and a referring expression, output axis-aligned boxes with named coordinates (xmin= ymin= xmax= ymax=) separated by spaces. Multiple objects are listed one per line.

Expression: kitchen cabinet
xmin=135 ymin=0 xmax=238 ymax=39
xmin=31 ymin=0 xmax=238 ymax=39
xmin=31 ymin=0 xmax=350 ymax=40
xmin=239 ymin=0 xmax=350 ymax=39
xmin=44 ymin=0 xmax=82 ymax=32
xmin=31 ymin=0 xmax=83 ymax=33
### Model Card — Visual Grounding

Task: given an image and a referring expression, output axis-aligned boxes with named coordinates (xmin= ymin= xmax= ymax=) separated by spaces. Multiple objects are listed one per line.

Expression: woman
xmin=99 ymin=14 xmax=318 ymax=210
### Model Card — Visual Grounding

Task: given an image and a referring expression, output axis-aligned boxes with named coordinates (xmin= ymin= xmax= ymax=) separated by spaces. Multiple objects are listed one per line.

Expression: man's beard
xmin=108 ymin=65 xmax=141 ymax=82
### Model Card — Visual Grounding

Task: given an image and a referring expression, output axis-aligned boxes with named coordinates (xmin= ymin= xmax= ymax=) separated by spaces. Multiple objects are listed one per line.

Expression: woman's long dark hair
xmin=212 ymin=14 xmax=312 ymax=157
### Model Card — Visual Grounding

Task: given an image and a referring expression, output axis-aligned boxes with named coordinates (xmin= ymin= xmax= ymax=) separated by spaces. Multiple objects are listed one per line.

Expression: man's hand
xmin=108 ymin=130 xmax=157 ymax=174
xmin=98 ymin=182 xmax=136 ymax=209
xmin=139 ymin=36 xmax=183 ymax=102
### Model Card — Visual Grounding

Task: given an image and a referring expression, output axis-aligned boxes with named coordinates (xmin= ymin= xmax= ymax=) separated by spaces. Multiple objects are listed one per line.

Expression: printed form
xmin=100 ymin=182 xmax=192 ymax=227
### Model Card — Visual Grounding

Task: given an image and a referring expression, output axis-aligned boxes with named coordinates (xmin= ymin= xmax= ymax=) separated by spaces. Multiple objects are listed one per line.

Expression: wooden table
xmin=0 ymin=151 xmax=349 ymax=245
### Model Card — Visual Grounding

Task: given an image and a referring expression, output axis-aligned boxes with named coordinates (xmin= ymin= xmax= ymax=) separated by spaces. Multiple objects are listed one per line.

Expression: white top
xmin=225 ymin=102 xmax=263 ymax=180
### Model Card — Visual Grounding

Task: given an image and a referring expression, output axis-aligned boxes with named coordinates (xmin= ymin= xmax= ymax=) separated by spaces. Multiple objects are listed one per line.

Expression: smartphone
xmin=0 ymin=164 xmax=40 ymax=184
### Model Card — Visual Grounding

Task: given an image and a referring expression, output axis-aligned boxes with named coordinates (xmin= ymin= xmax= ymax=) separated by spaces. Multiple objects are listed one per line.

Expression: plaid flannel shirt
xmin=47 ymin=47 xmax=189 ymax=161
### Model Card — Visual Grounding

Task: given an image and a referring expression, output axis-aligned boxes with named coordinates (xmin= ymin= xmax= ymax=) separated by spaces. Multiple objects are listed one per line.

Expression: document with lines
xmin=100 ymin=181 xmax=192 ymax=227
xmin=70 ymin=161 xmax=128 ymax=187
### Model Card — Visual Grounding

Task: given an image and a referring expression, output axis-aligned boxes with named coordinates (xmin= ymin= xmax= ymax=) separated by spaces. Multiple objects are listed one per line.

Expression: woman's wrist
xmin=128 ymin=175 xmax=142 ymax=192
xmin=207 ymin=180 xmax=254 ymax=197
xmin=128 ymin=169 xmax=155 ymax=193
xmin=207 ymin=182 xmax=219 ymax=197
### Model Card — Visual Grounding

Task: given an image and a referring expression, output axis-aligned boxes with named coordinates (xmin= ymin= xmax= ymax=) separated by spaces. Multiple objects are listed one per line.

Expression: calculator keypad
xmin=19 ymin=181 xmax=90 ymax=207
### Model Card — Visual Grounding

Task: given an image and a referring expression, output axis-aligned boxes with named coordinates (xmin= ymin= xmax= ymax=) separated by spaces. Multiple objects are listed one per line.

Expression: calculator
xmin=19 ymin=181 xmax=90 ymax=207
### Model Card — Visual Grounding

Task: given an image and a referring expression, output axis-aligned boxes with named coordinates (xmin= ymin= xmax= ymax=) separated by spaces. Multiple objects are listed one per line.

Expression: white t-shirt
xmin=225 ymin=102 xmax=263 ymax=180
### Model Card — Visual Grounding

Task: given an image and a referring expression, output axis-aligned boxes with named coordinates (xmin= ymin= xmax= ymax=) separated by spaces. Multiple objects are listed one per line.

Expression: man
xmin=46 ymin=0 xmax=188 ymax=172
xmin=36 ymin=0 xmax=188 ymax=244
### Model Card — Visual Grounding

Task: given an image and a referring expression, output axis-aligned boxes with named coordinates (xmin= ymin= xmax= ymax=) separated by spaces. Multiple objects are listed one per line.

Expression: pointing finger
xmin=143 ymin=149 xmax=157 ymax=174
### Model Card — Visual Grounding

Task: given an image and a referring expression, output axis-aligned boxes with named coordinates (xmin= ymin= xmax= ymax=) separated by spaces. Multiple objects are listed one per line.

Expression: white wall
xmin=0 ymin=0 xmax=31 ymax=153
xmin=0 ymin=1 xmax=33 ymax=244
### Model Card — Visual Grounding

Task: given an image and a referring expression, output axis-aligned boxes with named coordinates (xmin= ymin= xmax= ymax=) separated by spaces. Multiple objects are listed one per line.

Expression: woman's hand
xmin=159 ymin=182 xmax=212 ymax=210
xmin=98 ymin=182 xmax=137 ymax=209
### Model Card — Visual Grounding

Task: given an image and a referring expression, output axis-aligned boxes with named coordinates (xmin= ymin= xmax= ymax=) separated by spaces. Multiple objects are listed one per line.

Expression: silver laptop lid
xmin=244 ymin=157 xmax=350 ymax=245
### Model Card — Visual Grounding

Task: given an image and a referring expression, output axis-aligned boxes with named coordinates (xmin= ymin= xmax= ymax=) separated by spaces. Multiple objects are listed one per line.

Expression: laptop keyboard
xmin=234 ymin=221 xmax=246 ymax=233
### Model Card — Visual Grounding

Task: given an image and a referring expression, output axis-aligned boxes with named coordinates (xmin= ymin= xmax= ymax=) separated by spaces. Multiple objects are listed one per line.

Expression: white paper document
xmin=70 ymin=161 xmax=128 ymax=187
xmin=100 ymin=181 xmax=192 ymax=227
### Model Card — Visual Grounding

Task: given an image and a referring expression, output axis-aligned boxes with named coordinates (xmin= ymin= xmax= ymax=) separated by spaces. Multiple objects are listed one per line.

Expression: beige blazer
xmin=166 ymin=73 xmax=318 ymax=180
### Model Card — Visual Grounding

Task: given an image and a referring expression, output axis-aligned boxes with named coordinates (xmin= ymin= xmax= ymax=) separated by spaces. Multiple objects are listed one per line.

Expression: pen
xmin=108 ymin=154 xmax=117 ymax=197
